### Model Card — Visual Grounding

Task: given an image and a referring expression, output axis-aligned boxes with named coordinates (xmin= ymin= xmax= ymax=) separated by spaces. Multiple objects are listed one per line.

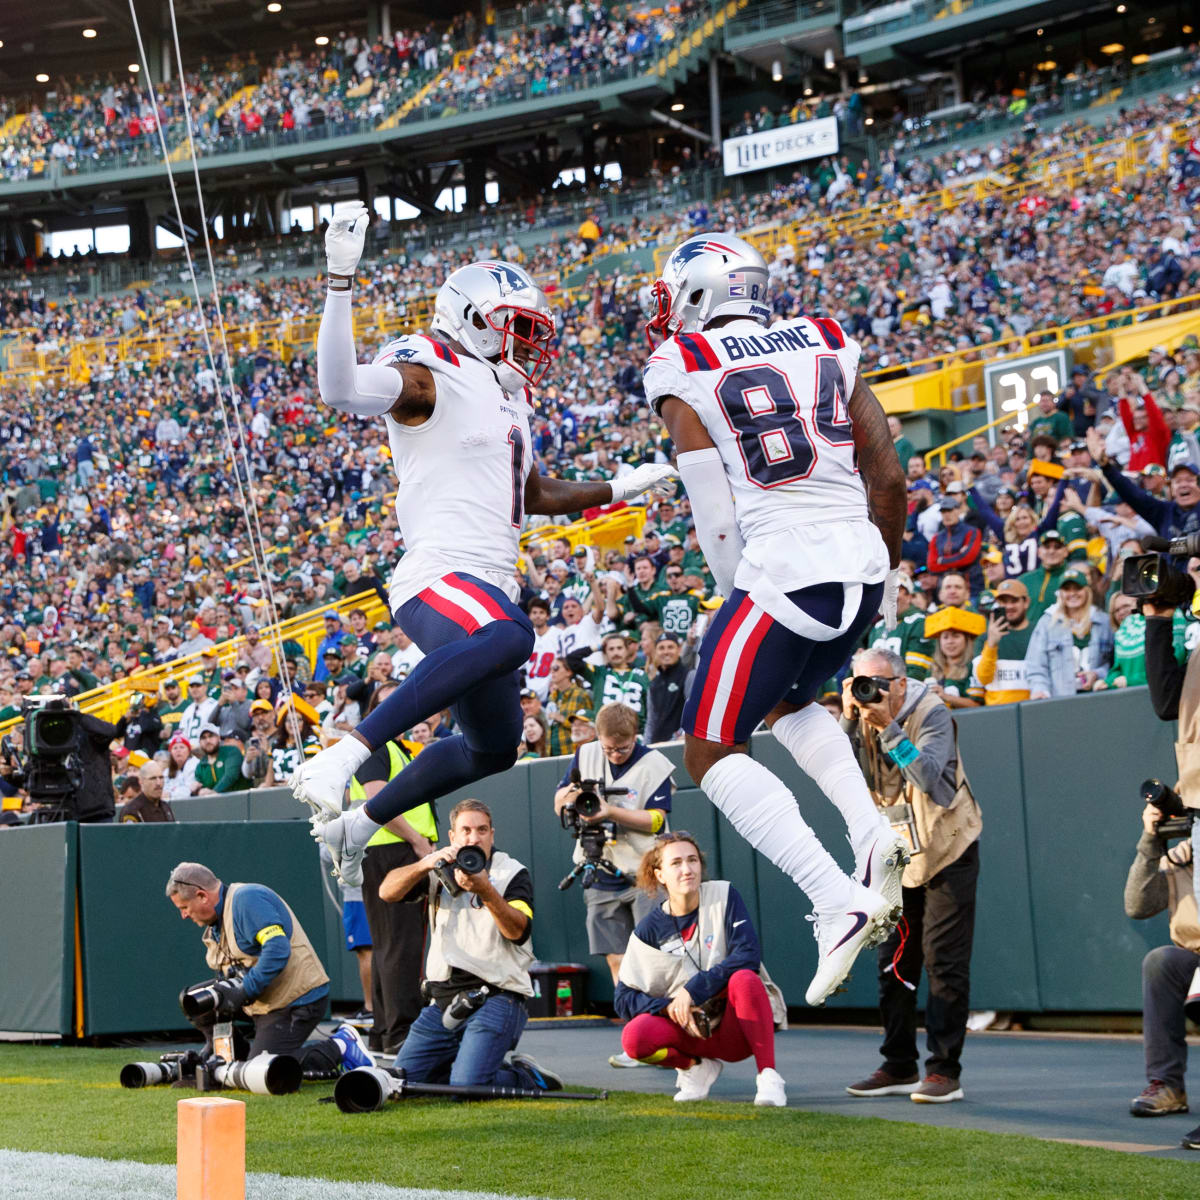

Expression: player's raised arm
xmin=524 ymin=461 xmax=676 ymax=517
xmin=316 ymin=200 xmax=435 ymax=423
xmin=658 ymin=395 xmax=744 ymax=600
xmin=848 ymin=374 xmax=907 ymax=569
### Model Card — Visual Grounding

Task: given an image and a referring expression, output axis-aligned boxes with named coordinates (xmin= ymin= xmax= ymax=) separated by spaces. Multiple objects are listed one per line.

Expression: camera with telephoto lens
xmin=433 ymin=844 xmax=489 ymax=897
xmin=851 ymin=675 xmax=895 ymax=706
xmin=1141 ymin=778 xmax=1196 ymax=841
xmin=120 ymin=1050 xmax=203 ymax=1089
xmin=1123 ymin=532 xmax=1200 ymax=609
xmin=179 ymin=970 xmax=247 ymax=1021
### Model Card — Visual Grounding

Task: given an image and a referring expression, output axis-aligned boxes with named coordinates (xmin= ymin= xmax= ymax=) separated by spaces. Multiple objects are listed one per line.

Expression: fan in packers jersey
xmin=644 ymin=233 xmax=910 ymax=1006
xmin=292 ymin=202 xmax=676 ymax=884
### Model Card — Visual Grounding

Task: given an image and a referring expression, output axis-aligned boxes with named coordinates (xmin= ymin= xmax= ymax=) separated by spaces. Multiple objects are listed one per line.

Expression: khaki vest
xmin=425 ymin=851 xmax=534 ymax=997
xmin=1173 ymin=646 xmax=1200 ymax=809
xmin=347 ymin=740 xmax=438 ymax=845
xmin=864 ymin=690 xmax=982 ymax=887
xmin=574 ymin=741 xmax=672 ymax=878
xmin=203 ymin=883 xmax=329 ymax=1016
xmin=1164 ymin=855 xmax=1200 ymax=954
xmin=618 ymin=880 xmax=787 ymax=1028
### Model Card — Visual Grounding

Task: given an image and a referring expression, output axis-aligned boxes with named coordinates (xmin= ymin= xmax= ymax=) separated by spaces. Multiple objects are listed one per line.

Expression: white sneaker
xmin=674 ymin=1057 xmax=722 ymax=1102
xmin=608 ymin=1051 xmax=649 ymax=1068
xmin=291 ymin=749 xmax=352 ymax=821
xmin=855 ymin=828 xmax=910 ymax=915
xmin=754 ymin=1067 xmax=787 ymax=1107
xmin=312 ymin=811 xmax=367 ymax=888
xmin=804 ymin=887 xmax=897 ymax=1007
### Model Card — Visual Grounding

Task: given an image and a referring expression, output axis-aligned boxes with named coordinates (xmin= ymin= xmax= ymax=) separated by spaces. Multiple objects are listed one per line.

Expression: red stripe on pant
xmin=716 ymin=608 xmax=772 ymax=744
xmin=444 ymin=574 xmax=509 ymax=622
xmin=691 ymin=596 xmax=754 ymax=742
xmin=418 ymin=584 xmax=483 ymax=634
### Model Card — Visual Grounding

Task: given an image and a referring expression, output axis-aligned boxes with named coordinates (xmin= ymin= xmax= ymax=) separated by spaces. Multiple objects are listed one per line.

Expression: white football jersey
xmin=372 ymin=334 xmax=532 ymax=608
xmin=644 ymin=315 xmax=888 ymax=631
xmin=525 ymin=626 xmax=564 ymax=701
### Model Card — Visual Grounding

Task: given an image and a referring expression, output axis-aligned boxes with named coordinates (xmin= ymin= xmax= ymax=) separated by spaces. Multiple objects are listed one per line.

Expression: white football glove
xmin=610 ymin=463 xmax=678 ymax=504
xmin=881 ymin=569 xmax=901 ymax=630
xmin=325 ymin=200 xmax=369 ymax=277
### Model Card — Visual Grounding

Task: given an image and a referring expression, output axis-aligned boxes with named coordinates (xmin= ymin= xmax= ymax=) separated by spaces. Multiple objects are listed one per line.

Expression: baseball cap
xmin=519 ymin=687 xmax=537 ymax=699
xmin=221 ymin=670 xmax=237 ymax=682
xmin=982 ymin=548 xmax=1003 ymax=564
xmin=624 ymin=535 xmax=636 ymax=544
xmin=656 ymin=632 xmax=681 ymax=643
xmin=163 ymin=677 xmax=180 ymax=687
xmin=1069 ymin=439 xmax=1088 ymax=451
xmin=324 ymin=611 xmax=341 ymax=622
xmin=572 ymin=546 xmax=588 ymax=557
xmin=187 ymin=674 xmax=206 ymax=686
xmin=938 ymin=497 xmax=959 ymax=511
xmin=1071 ymin=363 xmax=1088 ymax=375
xmin=197 ymin=722 xmax=221 ymax=736
xmin=1038 ymin=529 xmax=1065 ymax=544
xmin=1059 ymin=567 xmax=1090 ymax=589
xmin=322 ymin=645 xmax=343 ymax=657
xmin=1141 ymin=463 xmax=1166 ymax=477
xmin=994 ymin=579 xmax=1029 ymax=600
xmin=572 ymin=708 xmax=595 ymax=723
xmin=339 ymin=633 xmax=359 ymax=647
xmin=1170 ymin=459 xmax=1199 ymax=476
xmin=167 ymin=735 xmax=191 ymax=750
xmin=250 ymin=699 xmax=274 ymax=714
xmin=373 ymin=620 xmax=390 ymax=631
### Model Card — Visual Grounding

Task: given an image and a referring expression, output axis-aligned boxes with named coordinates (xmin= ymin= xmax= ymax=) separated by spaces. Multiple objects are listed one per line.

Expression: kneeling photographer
xmin=840 ymin=647 xmax=981 ymax=1105
xmin=376 ymin=800 xmax=559 ymax=1093
xmin=554 ymin=702 xmax=674 ymax=988
xmin=166 ymin=862 xmax=373 ymax=1086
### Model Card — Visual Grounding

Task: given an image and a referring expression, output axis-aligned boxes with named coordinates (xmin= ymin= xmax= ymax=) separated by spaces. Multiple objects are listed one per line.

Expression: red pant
xmin=621 ymin=969 xmax=776 ymax=1071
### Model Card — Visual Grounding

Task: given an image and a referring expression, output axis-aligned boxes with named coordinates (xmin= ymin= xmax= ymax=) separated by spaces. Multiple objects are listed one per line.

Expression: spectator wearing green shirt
xmin=1096 ymin=592 xmax=1188 ymax=690
xmin=1018 ymin=530 xmax=1070 ymax=623
xmin=865 ymin=573 xmax=935 ymax=678
xmin=623 ymin=555 xmax=664 ymax=630
xmin=1027 ymin=391 xmax=1072 ymax=443
xmin=649 ymin=501 xmax=689 ymax=545
xmin=566 ymin=633 xmax=651 ymax=732
xmin=64 ymin=646 xmax=99 ymax=695
xmin=648 ymin=566 xmax=703 ymax=639
xmin=194 ymin=724 xmax=249 ymax=794
xmin=889 ymin=416 xmax=916 ymax=472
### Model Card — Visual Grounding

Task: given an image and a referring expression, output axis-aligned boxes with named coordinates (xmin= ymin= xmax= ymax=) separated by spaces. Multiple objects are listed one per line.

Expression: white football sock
xmin=345 ymin=805 xmax=381 ymax=850
xmin=701 ymin=754 xmax=856 ymax=913
xmin=324 ymin=733 xmax=372 ymax=775
xmin=771 ymin=705 xmax=887 ymax=859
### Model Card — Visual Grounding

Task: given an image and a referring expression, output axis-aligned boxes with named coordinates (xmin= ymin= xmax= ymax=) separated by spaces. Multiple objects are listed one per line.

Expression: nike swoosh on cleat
xmin=829 ymin=911 xmax=868 ymax=954
xmin=862 ymin=843 xmax=875 ymax=890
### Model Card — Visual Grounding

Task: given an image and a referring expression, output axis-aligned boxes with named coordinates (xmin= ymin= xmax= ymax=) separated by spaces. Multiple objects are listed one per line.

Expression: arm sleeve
xmin=676 ymin=448 xmax=744 ymax=598
xmin=1123 ymin=834 xmax=1170 ymax=918
xmin=683 ymin=888 xmax=762 ymax=1006
xmin=1145 ymin=392 xmax=1170 ymax=462
xmin=316 ymin=291 xmax=403 ymax=416
xmin=231 ymin=889 xmax=294 ymax=1000
xmin=975 ymin=644 xmax=998 ymax=686
xmin=501 ymin=868 xmax=534 ymax=944
xmin=613 ymin=980 xmax=670 ymax=1020
xmin=1100 ymin=461 xmax=1166 ymax=528
xmin=968 ymin=488 xmax=1006 ymax=536
xmin=1035 ymin=479 xmax=1067 ymax=534
xmin=1146 ymin=616 xmax=1188 ymax=720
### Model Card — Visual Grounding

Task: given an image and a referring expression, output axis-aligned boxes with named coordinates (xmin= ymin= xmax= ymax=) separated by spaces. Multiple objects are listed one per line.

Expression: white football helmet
xmin=431 ymin=260 xmax=556 ymax=391
xmin=646 ymin=233 xmax=771 ymax=346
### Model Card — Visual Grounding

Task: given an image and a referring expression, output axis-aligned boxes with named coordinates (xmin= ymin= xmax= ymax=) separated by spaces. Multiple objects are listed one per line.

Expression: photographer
xmin=376 ymin=800 xmax=559 ymax=1092
xmin=553 ymin=702 xmax=673 ymax=987
xmin=166 ymin=861 xmax=372 ymax=1077
xmin=840 ymin=647 xmax=981 ymax=1105
xmin=1123 ymin=795 xmax=1200 ymax=1146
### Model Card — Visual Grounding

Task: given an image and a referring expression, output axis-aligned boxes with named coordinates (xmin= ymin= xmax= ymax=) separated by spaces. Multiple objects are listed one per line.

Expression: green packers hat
xmin=1060 ymin=567 xmax=1090 ymax=588
xmin=1038 ymin=529 xmax=1066 ymax=544
xmin=339 ymin=633 xmax=359 ymax=647
xmin=571 ymin=708 xmax=595 ymax=723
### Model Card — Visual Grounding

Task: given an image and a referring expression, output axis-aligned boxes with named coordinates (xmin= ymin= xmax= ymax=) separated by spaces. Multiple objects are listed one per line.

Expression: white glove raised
xmin=609 ymin=462 xmax=678 ymax=504
xmin=881 ymin=569 xmax=901 ymax=630
xmin=325 ymin=200 xmax=369 ymax=277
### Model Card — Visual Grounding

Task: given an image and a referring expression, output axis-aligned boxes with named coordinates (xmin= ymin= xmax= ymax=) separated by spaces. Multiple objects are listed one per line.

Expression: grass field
xmin=0 ymin=1043 xmax=1194 ymax=1199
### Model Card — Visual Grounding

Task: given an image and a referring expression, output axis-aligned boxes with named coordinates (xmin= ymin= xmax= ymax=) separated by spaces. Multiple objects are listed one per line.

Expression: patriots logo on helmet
xmin=476 ymin=261 xmax=529 ymax=296
xmin=669 ymin=238 xmax=740 ymax=271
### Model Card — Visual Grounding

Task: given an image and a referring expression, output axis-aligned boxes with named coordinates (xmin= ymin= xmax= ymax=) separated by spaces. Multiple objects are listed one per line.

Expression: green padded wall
xmin=0 ymin=823 xmax=76 ymax=1033
xmin=76 ymin=821 xmax=330 ymax=1035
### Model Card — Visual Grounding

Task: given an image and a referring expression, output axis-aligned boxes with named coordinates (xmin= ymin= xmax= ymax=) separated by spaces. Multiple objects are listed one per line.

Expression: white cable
xmin=128 ymin=0 xmax=306 ymax=754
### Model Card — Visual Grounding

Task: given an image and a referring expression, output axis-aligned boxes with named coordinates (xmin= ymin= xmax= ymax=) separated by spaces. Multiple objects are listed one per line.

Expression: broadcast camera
xmin=1141 ymin=778 xmax=1196 ymax=841
xmin=433 ymin=844 xmax=489 ymax=897
xmin=558 ymin=769 xmax=630 ymax=892
xmin=1123 ymin=533 xmax=1200 ymax=609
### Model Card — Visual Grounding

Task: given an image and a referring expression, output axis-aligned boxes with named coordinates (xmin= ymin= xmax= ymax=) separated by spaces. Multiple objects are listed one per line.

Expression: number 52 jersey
xmin=643 ymin=316 xmax=889 ymax=627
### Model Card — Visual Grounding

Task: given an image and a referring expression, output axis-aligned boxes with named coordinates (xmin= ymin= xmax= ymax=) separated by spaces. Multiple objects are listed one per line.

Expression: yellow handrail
xmin=924 ymin=401 xmax=1039 ymax=469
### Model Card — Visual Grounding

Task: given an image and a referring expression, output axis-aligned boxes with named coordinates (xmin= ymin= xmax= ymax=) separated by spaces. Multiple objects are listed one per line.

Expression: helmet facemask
xmin=487 ymin=305 xmax=556 ymax=388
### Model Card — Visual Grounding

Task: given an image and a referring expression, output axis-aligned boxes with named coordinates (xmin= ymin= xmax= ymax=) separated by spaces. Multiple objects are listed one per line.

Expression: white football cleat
xmin=855 ymin=828 xmax=910 ymax=916
xmin=291 ymin=749 xmax=351 ymax=822
xmin=754 ymin=1067 xmax=787 ymax=1107
xmin=804 ymin=887 xmax=898 ymax=1007
xmin=674 ymin=1057 xmax=722 ymax=1102
xmin=312 ymin=811 xmax=367 ymax=888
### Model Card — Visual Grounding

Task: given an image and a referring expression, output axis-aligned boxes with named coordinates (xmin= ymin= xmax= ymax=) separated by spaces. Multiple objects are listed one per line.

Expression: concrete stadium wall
xmin=0 ymin=687 xmax=1179 ymax=1035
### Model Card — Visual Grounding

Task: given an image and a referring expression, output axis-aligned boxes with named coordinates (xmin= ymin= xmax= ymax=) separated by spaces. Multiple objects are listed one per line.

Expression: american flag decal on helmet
xmin=727 ymin=271 xmax=747 ymax=297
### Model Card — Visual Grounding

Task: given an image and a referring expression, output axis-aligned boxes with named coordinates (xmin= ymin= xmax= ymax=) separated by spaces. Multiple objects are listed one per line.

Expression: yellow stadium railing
xmin=924 ymin=401 xmax=1039 ymax=469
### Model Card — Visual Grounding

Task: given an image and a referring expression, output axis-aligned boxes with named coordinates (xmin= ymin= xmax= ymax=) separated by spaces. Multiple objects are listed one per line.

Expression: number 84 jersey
xmin=644 ymin=315 xmax=889 ymax=600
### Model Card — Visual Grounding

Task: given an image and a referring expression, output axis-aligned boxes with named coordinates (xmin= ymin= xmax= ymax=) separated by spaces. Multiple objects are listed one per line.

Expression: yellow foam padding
xmin=127 ymin=750 xmax=150 ymax=768
xmin=276 ymin=695 xmax=319 ymax=725
xmin=508 ymin=900 xmax=533 ymax=920
xmin=648 ymin=809 xmax=667 ymax=834
xmin=255 ymin=924 xmax=285 ymax=945
xmin=924 ymin=606 xmax=987 ymax=639
xmin=1027 ymin=457 xmax=1065 ymax=480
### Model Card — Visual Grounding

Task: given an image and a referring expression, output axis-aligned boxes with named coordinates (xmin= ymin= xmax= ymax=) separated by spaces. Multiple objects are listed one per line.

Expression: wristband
xmin=885 ymin=737 xmax=920 ymax=768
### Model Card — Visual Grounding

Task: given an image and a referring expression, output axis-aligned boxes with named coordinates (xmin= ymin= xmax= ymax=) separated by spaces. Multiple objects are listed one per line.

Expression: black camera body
xmin=1123 ymin=531 xmax=1200 ymax=609
xmin=558 ymin=771 xmax=630 ymax=891
xmin=434 ymin=844 xmax=489 ymax=897
xmin=851 ymin=674 xmax=895 ymax=706
xmin=1142 ymin=778 xmax=1196 ymax=841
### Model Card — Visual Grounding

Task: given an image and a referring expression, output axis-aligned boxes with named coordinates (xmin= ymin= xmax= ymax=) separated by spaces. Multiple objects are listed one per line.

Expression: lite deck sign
xmin=722 ymin=117 xmax=839 ymax=178
xmin=983 ymin=348 xmax=1071 ymax=442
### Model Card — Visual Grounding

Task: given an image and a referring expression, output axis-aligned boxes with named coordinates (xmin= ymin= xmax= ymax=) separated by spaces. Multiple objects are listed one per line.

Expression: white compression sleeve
xmin=316 ymin=290 xmax=403 ymax=417
xmin=771 ymin=705 xmax=888 ymax=859
xmin=676 ymin=447 xmax=745 ymax=597
xmin=701 ymin=753 xmax=855 ymax=913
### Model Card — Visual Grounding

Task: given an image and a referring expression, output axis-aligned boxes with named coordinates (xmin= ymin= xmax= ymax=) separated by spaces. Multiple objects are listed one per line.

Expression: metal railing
xmin=726 ymin=0 xmax=840 ymax=37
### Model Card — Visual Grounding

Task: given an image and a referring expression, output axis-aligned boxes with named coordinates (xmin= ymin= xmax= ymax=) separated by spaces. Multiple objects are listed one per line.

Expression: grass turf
xmin=0 ymin=1043 xmax=1193 ymax=1200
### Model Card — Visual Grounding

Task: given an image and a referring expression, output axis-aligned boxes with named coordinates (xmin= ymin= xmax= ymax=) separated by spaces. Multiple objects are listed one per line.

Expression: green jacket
xmin=1018 ymin=563 xmax=1068 ymax=624
xmin=866 ymin=609 xmax=934 ymax=680
xmin=195 ymin=746 xmax=249 ymax=793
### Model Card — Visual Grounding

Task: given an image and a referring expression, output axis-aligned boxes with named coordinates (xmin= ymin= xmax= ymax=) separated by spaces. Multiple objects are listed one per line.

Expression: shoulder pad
xmin=372 ymin=333 xmax=461 ymax=370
